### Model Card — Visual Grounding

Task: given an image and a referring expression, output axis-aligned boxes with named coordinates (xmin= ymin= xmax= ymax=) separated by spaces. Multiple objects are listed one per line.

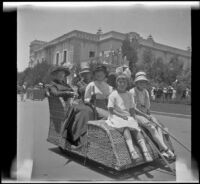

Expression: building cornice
xmin=139 ymin=38 xmax=191 ymax=58
xmin=31 ymin=29 xmax=191 ymax=59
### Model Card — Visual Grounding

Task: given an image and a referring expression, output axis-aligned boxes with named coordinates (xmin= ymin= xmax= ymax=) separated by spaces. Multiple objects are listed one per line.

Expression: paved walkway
xmin=16 ymin=99 xmax=197 ymax=182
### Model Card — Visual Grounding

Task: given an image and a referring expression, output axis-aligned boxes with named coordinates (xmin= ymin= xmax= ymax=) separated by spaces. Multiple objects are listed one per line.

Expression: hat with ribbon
xmin=134 ymin=71 xmax=149 ymax=83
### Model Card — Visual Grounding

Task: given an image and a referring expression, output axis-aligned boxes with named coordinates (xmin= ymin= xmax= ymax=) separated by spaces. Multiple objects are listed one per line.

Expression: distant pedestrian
xmin=163 ymin=87 xmax=167 ymax=102
xmin=172 ymin=88 xmax=176 ymax=100
xmin=167 ymin=86 xmax=173 ymax=101
xmin=20 ymin=83 xmax=27 ymax=102
xmin=154 ymin=87 xmax=158 ymax=101
xmin=156 ymin=87 xmax=163 ymax=101
xmin=151 ymin=87 xmax=156 ymax=101
xmin=185 ymin=88 xmax=190 ymax=98
xmin=181 ymin=89 xmax=186 ymax=100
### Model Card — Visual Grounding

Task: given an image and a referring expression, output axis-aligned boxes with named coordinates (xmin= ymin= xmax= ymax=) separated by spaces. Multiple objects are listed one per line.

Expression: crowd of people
xmin=150 ymin=85 xmax=191 ymax=102
xmin=43 ymin=63 xmax=175 ymax=161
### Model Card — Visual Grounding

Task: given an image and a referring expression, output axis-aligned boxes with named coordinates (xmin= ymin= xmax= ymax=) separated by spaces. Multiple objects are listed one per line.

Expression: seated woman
xmin=47 ymin=66 xmax=95 ymax=149
xmin=106 ymin=73 xmax=153 ymax=162
xmin=129 ymin=71 xmax=175 ymax=159
xmin=84 ymin=64 xmax=113 ymax=112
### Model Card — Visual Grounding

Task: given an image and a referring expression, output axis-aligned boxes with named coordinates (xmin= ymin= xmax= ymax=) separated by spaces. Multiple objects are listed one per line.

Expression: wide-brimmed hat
xmin=93 ymin=64 xmax=108 ymax=75
xmin=50 ymin=66 xmax=70 ymax=76
xmin=134 ymin=71 xmax=149 ymax=83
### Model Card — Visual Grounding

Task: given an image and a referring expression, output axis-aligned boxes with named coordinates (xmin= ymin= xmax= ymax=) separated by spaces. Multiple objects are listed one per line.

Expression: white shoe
xmin=161 ymin=151 xmax=170 ymax=159
xmin=165 ymin=149 xmax=175 ymax=159
xmin=143 ymin=152 xmax=153 ymax=162
xmin=131 ymin=151 xmax=140 ymax=160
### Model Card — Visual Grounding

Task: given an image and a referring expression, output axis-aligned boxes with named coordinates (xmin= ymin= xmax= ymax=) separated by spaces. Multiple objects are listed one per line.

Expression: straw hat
xmin=135 ymin=71 xmax=147 ymax=78
xmin=79 ymin=66 xmax=91 ymax=75
xmin=134 ymin=71 xmax=149 ymax=83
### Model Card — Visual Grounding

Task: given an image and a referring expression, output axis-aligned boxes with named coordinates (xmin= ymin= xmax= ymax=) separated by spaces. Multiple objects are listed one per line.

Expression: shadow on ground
xmin=49 ymin=147 xmax=176 ymax=180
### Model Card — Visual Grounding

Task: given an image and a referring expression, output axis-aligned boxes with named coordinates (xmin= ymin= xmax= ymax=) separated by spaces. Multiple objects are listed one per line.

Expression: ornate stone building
xmin=29 ymin=29 xmax=191 ymax=70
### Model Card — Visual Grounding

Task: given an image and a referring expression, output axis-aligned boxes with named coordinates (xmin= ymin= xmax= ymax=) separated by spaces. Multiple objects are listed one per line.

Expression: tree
xmin=151 ymin=57 xmax=165 ymax=83
xmin=142 ymin=48 xmax=155 ymax=78
xmin=121 ymin=35 xmax=138 ymax=76
xmin=17 ymin=67 xmax=33 ymax=86
xmin=167 ymin=56 xmax=184 ymax=84
xmin=17 ymin=61 xmax=52 ymax=87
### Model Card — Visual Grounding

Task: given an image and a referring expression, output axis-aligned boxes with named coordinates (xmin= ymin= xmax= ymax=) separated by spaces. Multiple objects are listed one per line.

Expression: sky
xmin=16 ymin=3 xmax=192 ymax=72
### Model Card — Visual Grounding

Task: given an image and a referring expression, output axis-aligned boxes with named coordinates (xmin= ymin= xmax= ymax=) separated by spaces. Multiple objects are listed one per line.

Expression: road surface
xmin=17 ymin=97 xmax=196 ymax=182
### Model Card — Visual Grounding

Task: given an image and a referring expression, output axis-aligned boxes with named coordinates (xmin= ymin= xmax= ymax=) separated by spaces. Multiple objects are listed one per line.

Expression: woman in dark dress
xmin=47 ymin=66 xmax=95 ymax=149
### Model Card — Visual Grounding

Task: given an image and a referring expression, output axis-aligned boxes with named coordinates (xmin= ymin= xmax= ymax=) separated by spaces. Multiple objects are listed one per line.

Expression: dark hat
xmin=50 ymin=66 xmax=70 ymax=76
xmin=93 ymin=64 xmax=108 ymax=75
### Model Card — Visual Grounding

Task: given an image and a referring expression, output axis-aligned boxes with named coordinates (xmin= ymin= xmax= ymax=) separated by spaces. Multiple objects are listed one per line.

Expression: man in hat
xmin=77 ymin=65 xmax=92 ymax=101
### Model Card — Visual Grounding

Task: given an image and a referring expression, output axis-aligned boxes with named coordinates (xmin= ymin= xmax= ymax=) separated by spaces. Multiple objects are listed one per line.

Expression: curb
xmin=151 ymin=111 xmax=191 ymax=119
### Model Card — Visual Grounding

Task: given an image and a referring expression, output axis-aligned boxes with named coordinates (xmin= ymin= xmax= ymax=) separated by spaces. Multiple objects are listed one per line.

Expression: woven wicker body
xmin=47 ymin=96 xmax=174 ymax=171
xmin=32 ymin=88 xmax=45 ymax=100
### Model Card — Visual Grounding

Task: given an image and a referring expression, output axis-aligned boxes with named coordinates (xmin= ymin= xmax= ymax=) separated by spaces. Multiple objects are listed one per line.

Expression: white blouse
xmin=84 ymin=81 xmax=113 ymax=102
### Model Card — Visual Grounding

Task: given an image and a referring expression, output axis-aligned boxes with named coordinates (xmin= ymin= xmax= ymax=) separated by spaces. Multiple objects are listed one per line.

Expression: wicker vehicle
xmin=46 ymin=95 xmax=175 ymax=172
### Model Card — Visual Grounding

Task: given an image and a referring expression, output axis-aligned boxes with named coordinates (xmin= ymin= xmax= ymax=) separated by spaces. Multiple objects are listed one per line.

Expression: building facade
xmin=29 ymin=29 xmax=191 ymax=70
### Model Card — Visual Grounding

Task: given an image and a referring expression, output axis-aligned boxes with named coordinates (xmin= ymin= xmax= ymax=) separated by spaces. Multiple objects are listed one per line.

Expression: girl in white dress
xmin=106 ymin=73 xmax=153 ymax=162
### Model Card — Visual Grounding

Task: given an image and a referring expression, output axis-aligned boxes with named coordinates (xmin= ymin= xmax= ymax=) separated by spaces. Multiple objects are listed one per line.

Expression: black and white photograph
xmin=3 ymin=1 xmax=199 ymax=183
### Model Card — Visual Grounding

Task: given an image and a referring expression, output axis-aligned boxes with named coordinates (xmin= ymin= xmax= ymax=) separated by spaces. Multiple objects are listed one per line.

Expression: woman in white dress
xmin=84 ymin=64 xmax=113 ymax=110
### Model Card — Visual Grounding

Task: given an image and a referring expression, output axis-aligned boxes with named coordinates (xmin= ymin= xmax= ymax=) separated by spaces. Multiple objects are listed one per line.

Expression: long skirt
xmin=64 ymin=102 xmax=95 ymax=145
